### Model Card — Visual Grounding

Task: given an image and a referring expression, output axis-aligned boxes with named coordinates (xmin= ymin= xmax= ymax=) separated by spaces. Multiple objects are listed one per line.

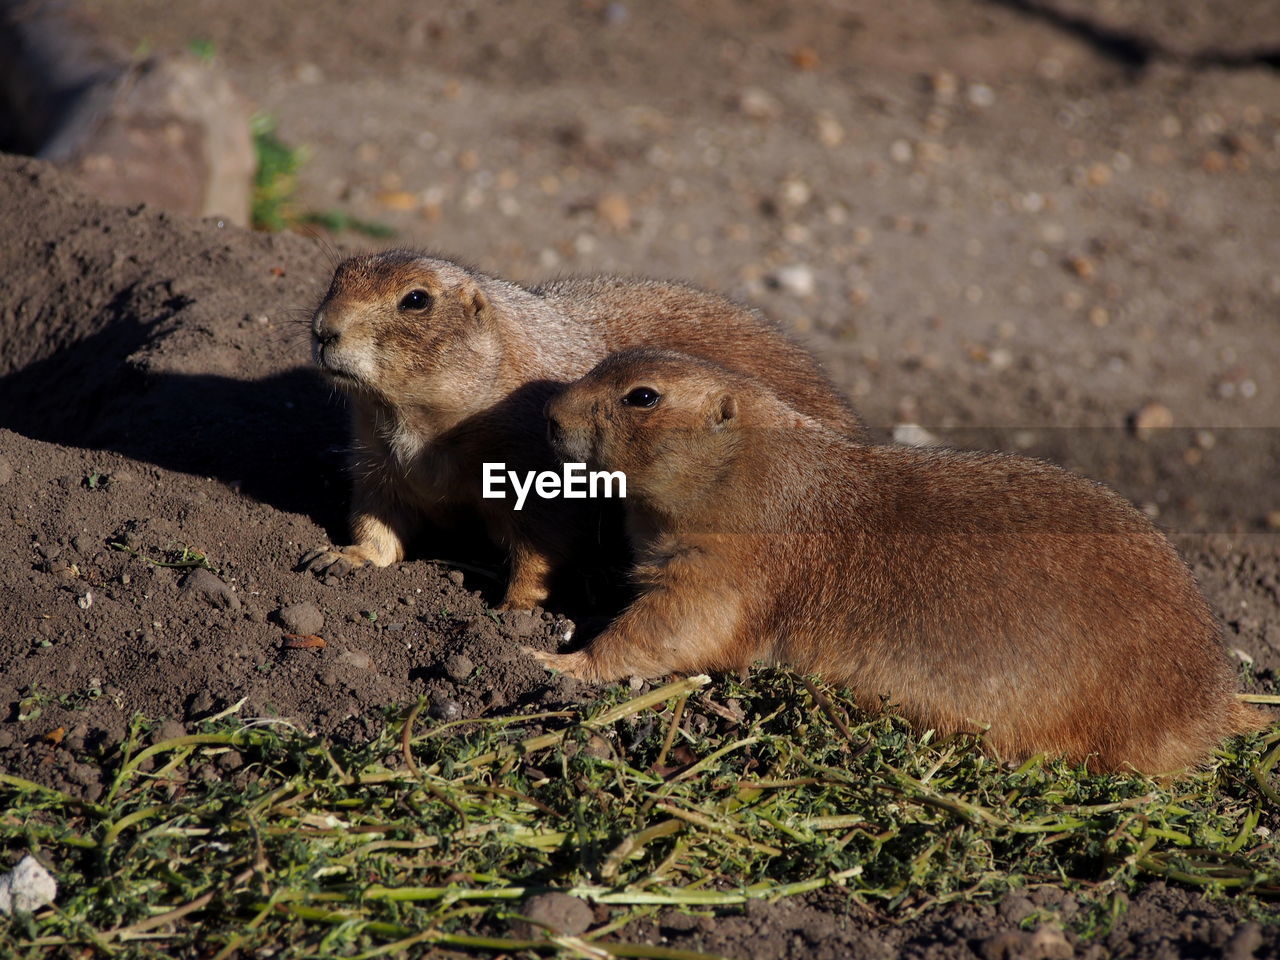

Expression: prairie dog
xmin=303 ymin=251 xmax=861 ymax=609
xmin=536 ymin=348 xmax=1266 ymax=774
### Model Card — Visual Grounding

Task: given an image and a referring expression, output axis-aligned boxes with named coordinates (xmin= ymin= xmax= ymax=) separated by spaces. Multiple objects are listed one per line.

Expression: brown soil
xmin=3 ymin=1 xmax=1280 ymax=956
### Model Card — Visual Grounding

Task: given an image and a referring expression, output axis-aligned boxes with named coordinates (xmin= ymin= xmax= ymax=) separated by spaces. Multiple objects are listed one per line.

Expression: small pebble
xmin=512 ymin=892 xmax=594 ymax=938
xmin=506 ymin=610 xmax=541 ymax=638
xmin=180 ymin=568 xmax=240 ymax=612
xmin=737 ymin=87 xmax=779 ymax=119
xmin=771 ymin=264 xmax=815 ymax=298
xmin=1224 ymin=922 xmax=1263 ymax=960
xmin=1131 ymin=401 xmax=1174 ymax=439
xmin=0 ymin=855 xmax=58 ymax=916
xmin=595 ymin=192 xmax=631 ymax=231
xmin=443 ymin=653 xmax=474 ymax=681
xmin=967 ymin=83 xmax=995 ymax=107
xmin=893 ymin=424 xmax=942 ymax=447
xmin=429 ymin=698 xmax=462 ymax=721
xmin=277 ymin=602 xmax=324 ymax=636
xmin=338 ymin=648 xmax=374 ymax=671
xmin=1066 ymin=254 xmax=1095 ymax=280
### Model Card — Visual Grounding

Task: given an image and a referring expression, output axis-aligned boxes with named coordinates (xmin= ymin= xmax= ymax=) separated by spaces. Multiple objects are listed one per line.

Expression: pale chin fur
xmin=552 ymin=434 xmax=595 ymax=466
xmin=316 ymin=343 xmax=378 ymax=388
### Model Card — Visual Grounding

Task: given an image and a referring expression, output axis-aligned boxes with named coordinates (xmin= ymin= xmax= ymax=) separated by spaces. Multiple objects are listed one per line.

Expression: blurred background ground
xmin=2 ymin=1 xmax=1279 ymax=957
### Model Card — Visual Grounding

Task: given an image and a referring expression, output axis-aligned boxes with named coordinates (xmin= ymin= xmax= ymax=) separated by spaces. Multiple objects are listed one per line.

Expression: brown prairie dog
xmin=303 ymin=251 xmax=862 ymax=609
xmin=536 ymin=348 xmax=1267 ymax=774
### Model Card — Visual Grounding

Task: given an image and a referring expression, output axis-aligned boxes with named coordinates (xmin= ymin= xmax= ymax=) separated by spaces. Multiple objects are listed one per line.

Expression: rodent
xmin=535 ymin=347 xmax=1267 ymax=774
xmin=302 ymin=250 xmax=862 ymax=609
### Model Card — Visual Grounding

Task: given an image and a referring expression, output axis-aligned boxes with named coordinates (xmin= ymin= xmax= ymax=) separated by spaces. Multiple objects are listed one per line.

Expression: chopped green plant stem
xmin=108 ymin=540 xmax=214 ymax=571
xmin=3 ymin=670 xmax=1277 ymax=957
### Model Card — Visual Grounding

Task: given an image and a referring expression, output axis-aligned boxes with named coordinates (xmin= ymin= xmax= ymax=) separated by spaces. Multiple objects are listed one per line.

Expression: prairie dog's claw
xmin=300 ymin=547 xmax=367 ymax=578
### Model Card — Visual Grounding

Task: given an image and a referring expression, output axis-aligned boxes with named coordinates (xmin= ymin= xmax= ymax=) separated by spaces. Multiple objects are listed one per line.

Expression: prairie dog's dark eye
xmin=621 ymin=387 xmax=661 ymax=408
xmin=398 ymin=289 xmax=432 ymax=311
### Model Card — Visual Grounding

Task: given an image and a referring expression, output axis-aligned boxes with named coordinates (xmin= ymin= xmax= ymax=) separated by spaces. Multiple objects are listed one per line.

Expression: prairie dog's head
xmin=545 ymin=349 xmax=751 ymax=505
xmin=311 ymin=251 xmax=501 ymax=411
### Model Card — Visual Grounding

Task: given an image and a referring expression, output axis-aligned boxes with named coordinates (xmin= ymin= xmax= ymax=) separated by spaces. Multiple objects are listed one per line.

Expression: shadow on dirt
xmin=0 ymin=324 xmax=348 ymax=531
xmin=988 ymin=0 xmax=1280 ymax=71
xmin=0 ymin=323 xmax=635 ymax=615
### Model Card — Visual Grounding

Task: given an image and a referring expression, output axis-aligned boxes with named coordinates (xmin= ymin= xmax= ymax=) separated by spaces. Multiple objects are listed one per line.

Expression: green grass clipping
xmin=3 ymin=671 xmax=1278 ymax=957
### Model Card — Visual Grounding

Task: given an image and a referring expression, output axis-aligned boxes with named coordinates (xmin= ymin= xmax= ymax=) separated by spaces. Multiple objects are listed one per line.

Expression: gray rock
xmin=338 ymin=648 xmax=373 ymax=671
xmin=979 ymin=924 xmax=1073 ymax=960
xmin=429 ymin=698 xmax=462 ymax=721
xmin=1225 ymin=922 xmax=1263 ymax=960
xmin=892 ymin=423 xmax=942 ymax=447
xmin=155 ymin=719 xmax=187 ymax=743
xmin=771 ymin=263 xmax=815 ymax=298
xmin=998 ymin=891 xmax=1035 ymax=924
xmin=513 ymin=891 xmax=594 ymax=938
xmin=180 ymin=568 xmax=240 ymax=611
xmin=185 ymin=690 xmax=217 ymax=720
xmin=506 ymin=610 xmax=541 ymax=638
xmin=276 ymin=601 xmax=324 ymax=636
xmin=443 ymin=653 xmax=474 ymax=681
xmin=0 ymin=855 xmax=57 ymax=916
xmin=0 ymin=458 xmax=11 ymax=485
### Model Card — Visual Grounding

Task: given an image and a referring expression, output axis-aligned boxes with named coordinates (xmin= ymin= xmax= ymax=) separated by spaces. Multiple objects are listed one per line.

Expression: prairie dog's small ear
xmin=462 ymin=283 xmax=493 ymax=326
xmin=711 ymin=392 xmax=737 ymax=428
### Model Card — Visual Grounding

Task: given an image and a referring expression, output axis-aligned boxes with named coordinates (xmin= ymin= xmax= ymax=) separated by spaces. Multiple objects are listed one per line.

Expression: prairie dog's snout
xmin=311 ymin=308 xmax=339 ymax=359
xmin=309 ymin=298 xmax=380 ymax=386
xmin=544 ymin=393 xmax=594 ymax=464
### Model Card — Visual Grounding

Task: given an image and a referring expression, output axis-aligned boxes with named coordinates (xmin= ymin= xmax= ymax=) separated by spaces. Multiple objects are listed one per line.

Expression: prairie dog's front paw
xmin=299 ymin=546 xmax=371 ymax=577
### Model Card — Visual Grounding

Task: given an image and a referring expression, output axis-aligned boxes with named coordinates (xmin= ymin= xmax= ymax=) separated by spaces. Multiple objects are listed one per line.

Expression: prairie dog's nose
xmin=546 ymin=414 xmax=564 ymax=447
xmin=312 ymin=309 xmax=340 ymax=344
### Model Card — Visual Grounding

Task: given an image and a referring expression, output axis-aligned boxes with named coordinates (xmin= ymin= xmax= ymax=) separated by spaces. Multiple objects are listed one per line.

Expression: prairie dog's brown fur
xmin=537 ymin=348 xmax=1266 ymax=774
xmin=303 ymin=250 xmax=862 ymax=609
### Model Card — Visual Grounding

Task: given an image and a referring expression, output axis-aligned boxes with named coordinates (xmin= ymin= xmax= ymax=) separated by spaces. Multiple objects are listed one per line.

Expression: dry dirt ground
xmin=2 ymin=1 xmax=1279 ymax=957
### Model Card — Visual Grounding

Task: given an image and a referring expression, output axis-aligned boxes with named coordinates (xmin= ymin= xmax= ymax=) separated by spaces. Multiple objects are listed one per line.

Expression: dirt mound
xmin=0 ymin=156 xmax=334 ymax=517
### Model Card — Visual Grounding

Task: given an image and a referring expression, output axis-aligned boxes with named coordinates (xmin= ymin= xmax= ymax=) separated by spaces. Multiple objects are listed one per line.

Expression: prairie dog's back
xmin=534 ymin=276 xmax=863 ymax=437
xmin=763 ymin=439 xmax=1246 ymax=772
